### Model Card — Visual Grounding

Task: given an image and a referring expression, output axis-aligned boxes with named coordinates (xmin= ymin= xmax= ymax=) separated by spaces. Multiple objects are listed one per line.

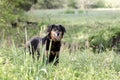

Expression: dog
xmin=25 ymin=24 xmax=66 ymax=65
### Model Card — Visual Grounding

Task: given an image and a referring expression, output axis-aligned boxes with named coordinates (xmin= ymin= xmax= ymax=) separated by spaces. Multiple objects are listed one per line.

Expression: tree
xmin=18 ymin=0 xmax=37 ymax=11
xmin=0 ymin=0 xmax=37 ymax=27
xmin=36 ymin=0 xmax=63 ymax=9
xmin=67 ymin=0 xmax=78 ymax=9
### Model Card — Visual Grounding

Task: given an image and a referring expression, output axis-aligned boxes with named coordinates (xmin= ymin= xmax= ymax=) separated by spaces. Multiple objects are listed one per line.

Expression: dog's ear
xmin=47 ymin=24 xmax=55 ymax=32
xmin=59 ymin=25 xmax=66 ymax=33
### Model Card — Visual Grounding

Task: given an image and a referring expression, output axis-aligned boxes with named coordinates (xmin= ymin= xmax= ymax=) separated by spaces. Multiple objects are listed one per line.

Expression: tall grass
xmin=0 ymin=9 xmax=120 ymax=80
xmin=0 ymin=43 xmax=120 ymax=80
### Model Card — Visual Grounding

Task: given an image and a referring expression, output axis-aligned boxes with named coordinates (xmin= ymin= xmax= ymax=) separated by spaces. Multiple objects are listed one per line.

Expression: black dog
xmin=26 ymin=24 xmax=66 ymax=65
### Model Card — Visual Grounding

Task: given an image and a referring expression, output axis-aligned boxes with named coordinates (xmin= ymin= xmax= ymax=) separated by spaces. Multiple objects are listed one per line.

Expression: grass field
xmin=0 ymin=9 xmax=120 ymax=80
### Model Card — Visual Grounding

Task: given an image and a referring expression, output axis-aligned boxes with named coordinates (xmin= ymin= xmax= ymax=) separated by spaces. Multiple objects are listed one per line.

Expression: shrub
xmin=89 ymin=27 xmax=120 ymax=53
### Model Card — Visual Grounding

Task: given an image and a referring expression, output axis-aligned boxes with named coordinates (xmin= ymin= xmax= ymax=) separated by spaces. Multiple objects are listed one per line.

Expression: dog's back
xmin=25 ymin=37 xmax=42 ymax=58
xmin=30 ymin=37 xmax=42 ymax=50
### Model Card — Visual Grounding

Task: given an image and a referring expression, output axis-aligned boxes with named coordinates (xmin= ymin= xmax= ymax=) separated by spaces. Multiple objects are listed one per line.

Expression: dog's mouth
xmin=51 ymin=32 xmax=62 ymax=41
xmin=53 ymin=34 xmax=61 ymax=41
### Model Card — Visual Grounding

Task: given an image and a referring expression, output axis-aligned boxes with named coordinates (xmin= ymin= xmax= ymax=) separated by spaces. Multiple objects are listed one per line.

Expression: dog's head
xmin=47 ymin=24 xmax=66 ymax=41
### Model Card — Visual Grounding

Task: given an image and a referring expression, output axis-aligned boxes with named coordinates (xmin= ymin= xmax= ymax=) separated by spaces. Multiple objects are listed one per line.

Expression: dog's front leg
xmin=54 ymin=51 xmax=60 ymax=65
xmin=45 ymin=51 xmax=49 ymax=64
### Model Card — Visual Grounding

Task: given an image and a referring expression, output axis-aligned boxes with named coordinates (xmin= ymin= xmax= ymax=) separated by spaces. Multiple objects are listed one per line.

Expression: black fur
xmin=26 ymin=24 xmax=66 ymax=65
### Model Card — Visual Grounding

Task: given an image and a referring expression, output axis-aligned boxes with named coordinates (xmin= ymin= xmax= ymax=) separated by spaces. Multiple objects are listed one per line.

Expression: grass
xmin=0 ymin=9 xmax=120 ymax=80
xmin=0 ymin=44 xmax=120 ymax=80
xmin=27 ymin=9 xmax=120 ymax=25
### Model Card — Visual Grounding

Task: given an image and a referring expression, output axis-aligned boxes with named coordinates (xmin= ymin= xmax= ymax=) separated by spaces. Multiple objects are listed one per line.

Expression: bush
xmin=89 ymin=27 xmax=120 ymax=53
xmin=67 ymin=0 xmax=78 ymax=9
xmin=35 ymin=0 xmax=63 ymax=9
xmin=91 ymin=0 xmax=106 ymax=8
xmin=0 ymin=0 xmax=37 ymax=28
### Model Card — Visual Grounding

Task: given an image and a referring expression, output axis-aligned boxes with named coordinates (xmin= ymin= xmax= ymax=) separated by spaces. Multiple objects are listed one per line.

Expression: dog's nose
xmin=57 ymin=33 xmax=59 ymax=36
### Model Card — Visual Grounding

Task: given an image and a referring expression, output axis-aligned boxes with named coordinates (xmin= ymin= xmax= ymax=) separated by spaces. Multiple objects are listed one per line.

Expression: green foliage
xmin=33 ymin=0 xmax=120 ymax=9
xmin=89 ymin=26 xmax=120 ymax=52
xmin=0 ymin=0 xmax=22 ymax=24
xmin=36 ymin=0 xmax=63 ymax=9
xmin=0 ymin=0 xmax=37 ymax=28
xmin=91 ymin=0 xmax=106 ymax=8
xmin=18 ymin=0 xmax=37 ymax=11
xmin=96 ymin=0 xmax=105 ymax=8
xmin=67 ymin=0 xmax=77 ymax=9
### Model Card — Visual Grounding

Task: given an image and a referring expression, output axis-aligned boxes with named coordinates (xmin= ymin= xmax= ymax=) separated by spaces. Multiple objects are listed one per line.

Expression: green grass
xmin=0 ymin=9 xmax=120 ymax=80
xmin=0 ymin=44 xmax=120 ymax=80
xmin=27 ymin=9 xmax=120 ymax=24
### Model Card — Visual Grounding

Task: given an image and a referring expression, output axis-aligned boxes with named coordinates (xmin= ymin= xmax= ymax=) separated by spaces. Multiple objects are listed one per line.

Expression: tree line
xmin=0 ymin=0 xmax=120 ymax=28
xmin=34 ymin=0 xmax=120 ymax=9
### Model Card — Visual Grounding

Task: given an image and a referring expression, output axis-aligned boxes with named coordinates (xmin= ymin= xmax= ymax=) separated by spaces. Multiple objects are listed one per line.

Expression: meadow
xmin=0 ymin=9 xmax=120 ymax=80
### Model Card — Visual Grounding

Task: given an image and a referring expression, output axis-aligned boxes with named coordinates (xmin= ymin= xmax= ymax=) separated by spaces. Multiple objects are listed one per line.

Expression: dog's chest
xmin=46 ymin=40 xmax=61 ymax=52
xmin=42 ymin=37 xmax=61 ymax=52
xmin=51 ymin=43 xmax=60 ymax=51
